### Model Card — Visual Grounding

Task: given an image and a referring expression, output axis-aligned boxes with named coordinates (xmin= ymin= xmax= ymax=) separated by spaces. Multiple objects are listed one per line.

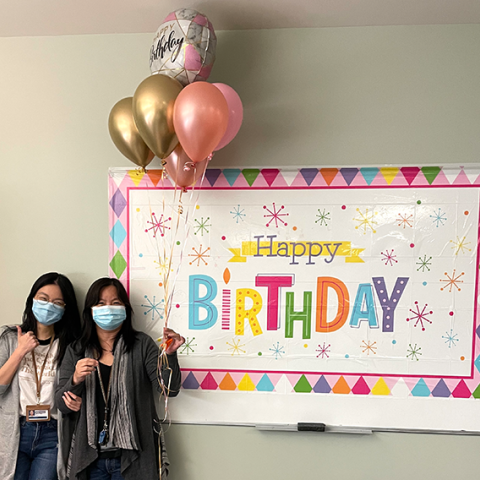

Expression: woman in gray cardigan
xmin=55 ymin=277 xmax=184 ymax=480
xmin=0 ymin=272 xmax=82 ymax=480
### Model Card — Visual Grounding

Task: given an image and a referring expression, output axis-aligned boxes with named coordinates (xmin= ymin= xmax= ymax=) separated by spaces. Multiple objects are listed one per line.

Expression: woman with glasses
xmin=0 ymin=272 xmax=82 ymax=480
xmin=56 ymin=277 xmax=184 ymax=480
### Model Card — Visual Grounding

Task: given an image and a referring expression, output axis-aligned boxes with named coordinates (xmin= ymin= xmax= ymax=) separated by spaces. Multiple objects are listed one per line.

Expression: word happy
xmin=189 ymin=274 xmax=409 ymax=338
xmin=228 ymin=235 xmax=365 ymax=265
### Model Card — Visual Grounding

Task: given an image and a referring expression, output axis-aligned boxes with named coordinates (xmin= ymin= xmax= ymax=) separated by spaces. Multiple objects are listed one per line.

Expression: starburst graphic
xmin=442 ymin=329 xmax=459 ymax=348
xmin=315 ymin=208 xmax=331 ymax=226
xmin=226 ymin=338 xmax=246 ymax=356
xmin=406 ymin=301 xmax=433 ymax=331
xmin=194 ymin=216 xmax=211 ymax=236
xmin=406 ymin=343 xmax=422 ymax=361
xmin=230 ymin=205 xmax=246 ymax=223
xmin=416 ymin=255 xmax=432 ymax=272
xmin=154 ymin=257 xmax=172 ymax=275
xmin=381 ymin=249 xmax=398 ymax=266
xmin=440 ymin=269 xmax=464 ymax=292
xmin=188 ymin=245 xmax=210 ymax=266
xmin=180 ymin=337 xmax=197 ymax=355
xmin=353 ymin=208 xmax=378 ymax=234
xmin=269 ymin=341 xmax=286 ymax=359
xmin=145 ymin=212 xmax=171 ymax=237
xmin=430 ymin=208 xmax=447 ymax=227
xmin=450 ymin=236 xmax=472 ymax=255
xmin=141 ymin=295 xmax=164 ymax=321
xmin=316 ymin=342 xmax=331 ymax=359
xmin=263 ymin=203 xmax=289 ymax=227
xmin=396 ymin=213 xmax=413 ymax=229
xmin=361 ymin=340 xmax=377 ymax=355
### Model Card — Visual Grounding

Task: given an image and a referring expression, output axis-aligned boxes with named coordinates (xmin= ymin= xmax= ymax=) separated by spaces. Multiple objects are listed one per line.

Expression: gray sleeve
xmin=144 ymin=335 xmax=181 ymax=397
xmin=0 ymin=328 xmax=14 ymax=395
xmin=55 ymin=345 xmax=84 ymax=414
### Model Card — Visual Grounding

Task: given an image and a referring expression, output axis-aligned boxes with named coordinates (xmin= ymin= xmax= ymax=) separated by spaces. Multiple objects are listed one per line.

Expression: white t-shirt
xmin=18 ymin=338 xmax=59 ymax=418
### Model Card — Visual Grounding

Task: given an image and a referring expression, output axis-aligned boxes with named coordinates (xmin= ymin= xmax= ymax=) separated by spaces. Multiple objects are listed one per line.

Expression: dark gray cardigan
xmin=55 ymin=332 xmax=181 ymax=480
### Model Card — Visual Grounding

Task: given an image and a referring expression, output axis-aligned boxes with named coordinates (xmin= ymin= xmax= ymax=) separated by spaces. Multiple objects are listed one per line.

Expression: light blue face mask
xmin=32 ymin=299 xmax=65 ymax=326
xmin=92 ymin=305 xmax=126 ymax=331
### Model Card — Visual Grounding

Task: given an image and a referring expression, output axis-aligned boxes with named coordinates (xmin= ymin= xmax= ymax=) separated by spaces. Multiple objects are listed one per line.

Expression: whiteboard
xmin=108 ymin=165 xmax=480 ymax=431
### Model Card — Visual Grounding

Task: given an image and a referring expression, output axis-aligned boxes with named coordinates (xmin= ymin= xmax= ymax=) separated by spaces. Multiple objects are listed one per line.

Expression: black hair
xmin=76 ymin=277 xmax=137 ymax=357
xmin=3 ymin=272 xmax=81 ymax=366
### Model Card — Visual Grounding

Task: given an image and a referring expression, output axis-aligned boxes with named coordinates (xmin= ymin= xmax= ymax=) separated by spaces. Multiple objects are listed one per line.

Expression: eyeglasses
xmin=35 ymin=294 xmax=66 ymax=309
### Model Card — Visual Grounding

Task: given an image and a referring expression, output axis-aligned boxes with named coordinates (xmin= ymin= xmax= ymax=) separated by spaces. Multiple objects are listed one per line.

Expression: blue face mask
xmin=92 ymin=305 xmax=126 ymax=331
xmin=32 ymin=299 xmax=65 ymax=326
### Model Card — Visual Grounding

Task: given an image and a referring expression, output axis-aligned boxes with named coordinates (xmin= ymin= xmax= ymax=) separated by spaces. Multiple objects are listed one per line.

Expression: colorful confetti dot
xmin=175 ymin=304 xmax=180 ymax=308
xmin=341 ymin=205 xmax=346 ymax=210
xmin=422 ymin=281 xmax=427 ymax=286
xmin=392 ymin=340 xmax=397 ymax=344
xmin=222 ymin=236 xmax=226 ymax=240
xmin=196 ymin=205 xmax=200 ymax=209
xmin=176 ymin=241 xmax=181 ymax=245
xmin=417 ymin=200 xmax=422 ymax=205
xmin=410 ymin=243 xmax=415 ymax=248
xmin=461 ymin=356 xmax=465 ymax=361
xmin=158 ymin=282 xmax=163 ymax=287
xmin=136 ymin=208 xmax=140 ymax=212
xmin=345 ymin=354 xmax=349 ymax=358
xmin=139 ymin=253 xmax=143 ymax=257
xmin=464 ymin=211 xmax=469 ymax=215
xmin=449 ymin=311 xmax=454 ymax=316
xmin=304 ymin=344 xmax=308 ymax=348
xmin=293 ymin=226 xmax=297 ymax=231
xmin=258 ymin=352 xmax=262 ymax=356
xmin=209 ymin=346 xmax=214 ymax=350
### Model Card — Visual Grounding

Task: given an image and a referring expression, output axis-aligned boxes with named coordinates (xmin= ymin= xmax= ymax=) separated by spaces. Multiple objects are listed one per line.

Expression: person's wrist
xmin=13 ymin=346 xmax=27 ymax=359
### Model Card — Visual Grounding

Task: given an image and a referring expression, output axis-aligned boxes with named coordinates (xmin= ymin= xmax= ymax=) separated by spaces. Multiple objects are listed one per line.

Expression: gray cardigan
xmin=0 ymin=326 xmax=76 ymax=480
xmin=55 ymin=332 xmax=181 ymax=480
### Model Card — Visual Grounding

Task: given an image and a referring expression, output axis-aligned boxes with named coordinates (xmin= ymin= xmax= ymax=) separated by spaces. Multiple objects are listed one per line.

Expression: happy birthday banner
xmin=109 ymin=166 xmax=480 ymax=429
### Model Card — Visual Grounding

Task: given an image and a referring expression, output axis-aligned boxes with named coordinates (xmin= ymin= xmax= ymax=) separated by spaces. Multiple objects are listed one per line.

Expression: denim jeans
xmin=87 ymin=458 xmax=124 ymax=480
xmin=14 ymin=416 xmax=58 ymax=480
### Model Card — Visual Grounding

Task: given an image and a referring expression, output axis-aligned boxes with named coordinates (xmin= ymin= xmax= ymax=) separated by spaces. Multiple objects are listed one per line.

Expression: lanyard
xmin=97 ymin=363 xmax=114 ymax=445
xmin=31 ymin=337 xmax=54 ymax=404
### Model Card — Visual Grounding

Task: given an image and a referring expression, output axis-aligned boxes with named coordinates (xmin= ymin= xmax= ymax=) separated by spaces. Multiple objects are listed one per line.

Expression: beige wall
xmin=1 ymin=24 xmax=479 ymax=479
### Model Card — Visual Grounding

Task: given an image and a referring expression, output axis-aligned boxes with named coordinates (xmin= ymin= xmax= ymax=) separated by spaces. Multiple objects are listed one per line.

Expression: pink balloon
xmin=173 ymin=82 xmax=229 ymax=163
xmin=164 ymin=144 xmax=208 ymax=189
xmin=213 ymin=83 xmax=243 ymax=151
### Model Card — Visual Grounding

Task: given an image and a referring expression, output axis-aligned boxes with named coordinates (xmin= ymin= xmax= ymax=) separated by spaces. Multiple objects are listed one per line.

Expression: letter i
xmin=222 ymin=268 xmax=231 ymax=330
xmin=222 ymin=290 xmax=231 ymax=330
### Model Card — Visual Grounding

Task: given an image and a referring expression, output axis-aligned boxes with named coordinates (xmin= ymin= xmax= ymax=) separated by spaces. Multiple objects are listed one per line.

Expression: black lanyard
xmin=96 ymin=364 xmax=113 ymax=446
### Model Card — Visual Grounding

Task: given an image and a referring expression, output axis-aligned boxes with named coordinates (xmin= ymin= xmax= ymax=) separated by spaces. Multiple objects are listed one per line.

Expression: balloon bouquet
xmin=108 ymin=8 xmax=243 ymax=188
xmin=108 ymin=7 xmax=243 ymax=417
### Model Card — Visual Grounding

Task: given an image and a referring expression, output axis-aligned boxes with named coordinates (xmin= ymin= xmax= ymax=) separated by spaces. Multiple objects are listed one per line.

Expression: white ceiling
xmin=2 ymin=0 xmax=480 ymax=37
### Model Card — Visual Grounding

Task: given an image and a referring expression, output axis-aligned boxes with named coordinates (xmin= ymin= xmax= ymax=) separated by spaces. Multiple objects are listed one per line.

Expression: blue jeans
xmin=87 ymin=458 xmax=124 ymax=480
xmin=14 ymin=417 xmax=58 ymax=480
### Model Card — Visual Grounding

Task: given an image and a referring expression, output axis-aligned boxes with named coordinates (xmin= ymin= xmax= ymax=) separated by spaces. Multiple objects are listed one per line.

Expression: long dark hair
xmin=76 ymin=277 xmax=137 ymax=357
xmin=3 ymin=272 xmax=81 ymax=366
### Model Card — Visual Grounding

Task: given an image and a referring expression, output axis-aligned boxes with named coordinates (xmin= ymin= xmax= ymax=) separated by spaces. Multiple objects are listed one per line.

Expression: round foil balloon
xmin=149 ymin=8 xmax=216 ymax=87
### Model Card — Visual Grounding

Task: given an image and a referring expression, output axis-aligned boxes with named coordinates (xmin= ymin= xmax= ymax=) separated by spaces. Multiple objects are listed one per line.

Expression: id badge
xmin=26 ymin=405 xmax=51 ymax=422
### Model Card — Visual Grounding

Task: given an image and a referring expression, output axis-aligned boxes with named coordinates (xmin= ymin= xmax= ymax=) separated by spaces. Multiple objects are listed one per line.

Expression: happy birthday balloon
xmin=149 ymin=8 xmax=216 ymax=87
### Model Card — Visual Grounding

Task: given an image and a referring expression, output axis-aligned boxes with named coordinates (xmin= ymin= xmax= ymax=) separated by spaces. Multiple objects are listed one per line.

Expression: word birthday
xmin=188 ymin=274 xmax=409 ymax=338
xmin=150 ymin=30 xmax=184 ymax=64
xmin=228 ymin=235 xmax=365 ymax=265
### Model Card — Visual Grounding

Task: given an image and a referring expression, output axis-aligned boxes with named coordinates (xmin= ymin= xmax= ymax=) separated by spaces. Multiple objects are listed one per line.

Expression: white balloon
xmin=150 ymin=8 xmax=216 ymax=87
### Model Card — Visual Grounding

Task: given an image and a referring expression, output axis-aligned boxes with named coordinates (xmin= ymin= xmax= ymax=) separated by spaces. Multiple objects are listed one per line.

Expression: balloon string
xmin=153 ymin=156 xmax=210 ymax=423
xmin=164 ymin=158 xmax=210 ymax=321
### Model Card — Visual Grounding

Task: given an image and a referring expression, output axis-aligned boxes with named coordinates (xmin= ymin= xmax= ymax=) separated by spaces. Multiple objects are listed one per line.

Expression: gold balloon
xmin=108 ymin=97 xmax=155 ymax=168
xmin=132 ymin=74 xmax=183 ymax=159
